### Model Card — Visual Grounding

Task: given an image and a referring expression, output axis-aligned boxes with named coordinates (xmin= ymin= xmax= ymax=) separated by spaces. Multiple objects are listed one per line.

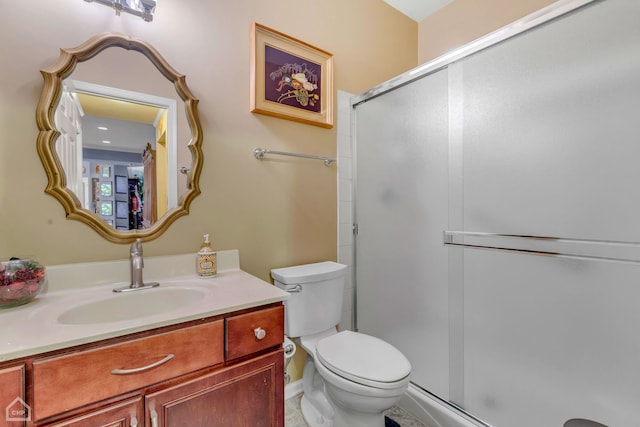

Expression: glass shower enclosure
xmin=352 ymin=0 xmax=640 ymax=425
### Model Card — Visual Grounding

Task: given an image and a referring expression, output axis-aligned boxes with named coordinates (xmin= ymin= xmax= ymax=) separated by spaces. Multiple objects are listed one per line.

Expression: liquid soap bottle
xmin=196 ymin=234 xmax=217 ymax=278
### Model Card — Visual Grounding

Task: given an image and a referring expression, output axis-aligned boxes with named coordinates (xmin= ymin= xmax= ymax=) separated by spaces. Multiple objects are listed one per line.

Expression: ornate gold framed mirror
xmin=36 ymin=33 xmax=203 ymax=243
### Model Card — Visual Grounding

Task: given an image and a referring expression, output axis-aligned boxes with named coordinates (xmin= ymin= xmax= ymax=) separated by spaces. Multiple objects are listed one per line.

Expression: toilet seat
xmin=316 ymin=331 xmax=411 ymax=389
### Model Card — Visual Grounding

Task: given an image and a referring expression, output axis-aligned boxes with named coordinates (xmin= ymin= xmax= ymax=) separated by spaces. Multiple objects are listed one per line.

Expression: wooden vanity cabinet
xmin=16 ymin=303 xmax=284 ymax=427
xmin=0 ymin=364 xmax=26 ymax=427
xmin=147 ymin=304 xmax=285 ymax=427
xmin=42 ymin=398 xmax=142 ymax=427
xmin=146 ymin=351 xmax=283 ymax=427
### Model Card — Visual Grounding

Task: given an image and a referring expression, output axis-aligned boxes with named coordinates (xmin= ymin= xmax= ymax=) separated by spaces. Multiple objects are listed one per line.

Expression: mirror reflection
xmin=60 ymin=82 xmax=178 ymax=230
xmin=37 ymin=33 xmax=202 ymax=243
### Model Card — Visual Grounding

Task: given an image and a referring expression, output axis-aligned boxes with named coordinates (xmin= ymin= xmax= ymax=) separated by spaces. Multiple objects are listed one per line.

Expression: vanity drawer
xmin=226 ymin=305 xmax=284 ymax=360
xmin=33 ymin=320 xmax=224 ymax=421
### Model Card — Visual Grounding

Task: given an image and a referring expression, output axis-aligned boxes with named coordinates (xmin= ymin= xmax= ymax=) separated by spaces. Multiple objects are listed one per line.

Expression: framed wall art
xmin=250 ymin=23 xmax=334 ymax=128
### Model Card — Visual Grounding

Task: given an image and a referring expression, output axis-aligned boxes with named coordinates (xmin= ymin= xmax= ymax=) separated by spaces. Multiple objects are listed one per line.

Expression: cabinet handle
xmin=130 ymin=416 xmax=138 ymax=427
xmin=254 ymin=327 xmax=267 ymax=340
xmin=111 ymin=354 xmax=175 ymax=375
xmin=150 ymin=409 xmax=158 ymax=427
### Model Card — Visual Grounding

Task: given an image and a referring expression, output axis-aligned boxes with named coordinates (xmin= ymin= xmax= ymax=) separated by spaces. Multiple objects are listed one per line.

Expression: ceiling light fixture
xmin=84 ymin=0 xmax=157 ymax=22
xmin=97 ymin=126 xmax=108 ymax=130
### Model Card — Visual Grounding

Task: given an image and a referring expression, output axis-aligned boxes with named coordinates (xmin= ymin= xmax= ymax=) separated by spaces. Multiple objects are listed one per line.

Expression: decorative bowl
xmin=0 ymin=258 xmax=46 ymax=308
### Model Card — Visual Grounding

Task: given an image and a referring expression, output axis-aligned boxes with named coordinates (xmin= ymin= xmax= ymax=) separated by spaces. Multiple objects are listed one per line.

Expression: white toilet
xmin=272 ymin=261 xmax=411 ymax=427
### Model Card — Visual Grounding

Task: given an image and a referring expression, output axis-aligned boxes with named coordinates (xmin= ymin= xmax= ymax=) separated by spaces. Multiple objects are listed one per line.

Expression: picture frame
xmin=250 ymin=23 xmax=334 ymax=128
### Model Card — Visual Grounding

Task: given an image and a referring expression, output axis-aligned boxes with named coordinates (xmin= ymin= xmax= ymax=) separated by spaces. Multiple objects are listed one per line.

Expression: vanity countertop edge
xmin=0 ymin=249 xmax=289 ymax=363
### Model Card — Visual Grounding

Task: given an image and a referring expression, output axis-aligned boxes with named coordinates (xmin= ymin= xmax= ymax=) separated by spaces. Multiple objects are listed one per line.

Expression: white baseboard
xmin=285 ymin=379 xmax=304 ymax=401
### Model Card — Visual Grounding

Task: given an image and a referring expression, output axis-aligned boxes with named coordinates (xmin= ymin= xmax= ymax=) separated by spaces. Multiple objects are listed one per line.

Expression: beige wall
xmin=0 ymin=0 xmax=416 ymax=281
xmin=418 ymin=0 xmax=558 ymax=63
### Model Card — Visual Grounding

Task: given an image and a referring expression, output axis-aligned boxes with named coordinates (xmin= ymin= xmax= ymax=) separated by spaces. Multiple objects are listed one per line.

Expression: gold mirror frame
xmin=36 ymin=33 xmax=203 ymax=244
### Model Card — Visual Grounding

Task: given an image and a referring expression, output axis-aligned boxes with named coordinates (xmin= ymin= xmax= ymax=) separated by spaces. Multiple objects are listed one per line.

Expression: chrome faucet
xmin=130 ymin=238 xmax=145 ymax=287
xmin=113 ymin=238 xmax=160 ymax=292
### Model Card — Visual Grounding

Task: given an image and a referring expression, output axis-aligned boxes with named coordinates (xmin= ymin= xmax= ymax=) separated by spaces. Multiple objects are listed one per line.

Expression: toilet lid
xmin=316 ymin=331 xmax=411 ymax=387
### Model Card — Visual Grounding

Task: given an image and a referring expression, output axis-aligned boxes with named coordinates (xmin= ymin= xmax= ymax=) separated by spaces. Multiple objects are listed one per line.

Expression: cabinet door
xmin=0 ymin=365 xmax=25 ymax=427
xmin=146 ymin=350 xmax=283 ymax=427
xmin=42 ymin=397 xmax=142 ymax=427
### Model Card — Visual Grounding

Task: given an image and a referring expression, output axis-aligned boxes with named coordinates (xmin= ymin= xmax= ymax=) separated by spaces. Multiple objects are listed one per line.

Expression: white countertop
xmin=0 ymin=250 xmax=288 ymax=362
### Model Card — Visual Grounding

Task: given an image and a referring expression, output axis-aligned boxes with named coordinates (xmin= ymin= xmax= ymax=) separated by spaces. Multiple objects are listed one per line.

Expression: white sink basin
xmin=57 ymin=287 xmax=206 ymax=325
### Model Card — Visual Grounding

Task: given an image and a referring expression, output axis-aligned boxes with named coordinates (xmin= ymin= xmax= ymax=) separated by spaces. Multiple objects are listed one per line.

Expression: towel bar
xmin=443 ymin=230 xmax=640 ymax=264
xmin=253 ymin=148 xmax=336 ymax=166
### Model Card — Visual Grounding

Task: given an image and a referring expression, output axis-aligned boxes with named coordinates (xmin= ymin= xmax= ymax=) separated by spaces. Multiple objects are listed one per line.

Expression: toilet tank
xmin=271 ymin=261 xmax=348 ymax=337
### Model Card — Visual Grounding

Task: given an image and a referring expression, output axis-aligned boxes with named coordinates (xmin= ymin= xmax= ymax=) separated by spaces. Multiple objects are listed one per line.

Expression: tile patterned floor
xmin=285 ymin=394 xmax=428 ymax=427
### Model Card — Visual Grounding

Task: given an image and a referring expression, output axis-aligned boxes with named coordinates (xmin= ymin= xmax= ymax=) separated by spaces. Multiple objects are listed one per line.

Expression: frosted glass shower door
xmin=354 ymin=0 xmax=640 ymax=425
xmin=457 ymin=1 xmax=640 ymax=425
xmin=354 ymin=69 xmax=451 ymax=400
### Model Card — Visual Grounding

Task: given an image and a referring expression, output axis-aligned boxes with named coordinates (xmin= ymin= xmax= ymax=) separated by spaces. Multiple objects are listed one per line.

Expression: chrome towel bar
xmin=443 ymin=230 xmax=640 ymax=264
xmin=253 ymin=148 xmax=336 ymax=166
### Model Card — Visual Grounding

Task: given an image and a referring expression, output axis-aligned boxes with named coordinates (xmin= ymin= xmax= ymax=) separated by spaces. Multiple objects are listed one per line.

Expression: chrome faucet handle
xmin=130 ymin=238 xmax=143 ymax=256
xmin=130 ymin=238 xmax=144 ymax=269
xmin=113 ymin=238 xmax=159 ymax=292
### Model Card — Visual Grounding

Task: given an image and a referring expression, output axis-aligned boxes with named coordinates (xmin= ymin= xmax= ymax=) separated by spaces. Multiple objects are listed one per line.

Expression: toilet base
xmin=301 ymin=391 xmax=389 ymax=427
xmin=301 ymin=394 xmax=332 ymax=427
xmin=301 ymin=393 xmax=388 ymax=427
xmin=332 ymin=403 xmax=387 ymax=427
xmin=300 ymin=350 xmax=404 ymax=427
xmin=300 ymin=356 xmax=335 ymax=426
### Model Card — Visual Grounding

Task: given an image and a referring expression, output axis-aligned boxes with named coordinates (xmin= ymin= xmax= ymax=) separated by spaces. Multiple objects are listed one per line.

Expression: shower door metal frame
xmin=351 ymin=0 xmax=597 ymax=107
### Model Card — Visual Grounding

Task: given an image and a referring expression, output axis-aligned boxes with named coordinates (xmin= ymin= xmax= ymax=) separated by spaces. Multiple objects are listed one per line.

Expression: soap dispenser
xmin=196 ymin=234 xmax=217 ymax=278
